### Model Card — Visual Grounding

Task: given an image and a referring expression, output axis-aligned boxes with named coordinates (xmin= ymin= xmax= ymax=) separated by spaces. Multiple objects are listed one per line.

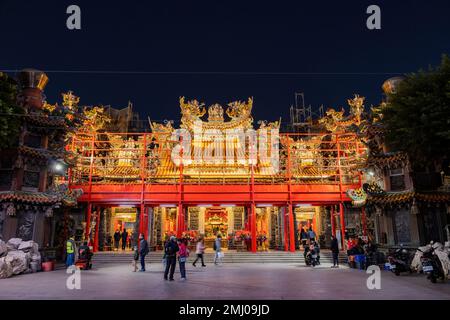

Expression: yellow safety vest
xmin=66 ymin=240 xmax=74 ymax=254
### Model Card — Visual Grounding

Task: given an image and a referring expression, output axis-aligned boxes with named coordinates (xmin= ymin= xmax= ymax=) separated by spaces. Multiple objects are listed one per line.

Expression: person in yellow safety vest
xmin=66 ymin=236 xmax=76 ymax=267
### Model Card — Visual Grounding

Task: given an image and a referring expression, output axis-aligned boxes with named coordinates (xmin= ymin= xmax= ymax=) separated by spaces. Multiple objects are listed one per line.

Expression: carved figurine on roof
xmin=179 ymin=96 xmax=254 ymax=131
xmin=318 ymin=94 xmax=366 ymax=133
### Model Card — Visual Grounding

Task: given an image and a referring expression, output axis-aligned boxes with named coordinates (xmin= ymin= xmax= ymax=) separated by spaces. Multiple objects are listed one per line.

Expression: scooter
xmin=387 ymin=246 xmax=414 ymax=276
xmin=420 ymin=246 xmax=446 ymax=283
xmin=305 ymin=248 xmax=320 ymax=267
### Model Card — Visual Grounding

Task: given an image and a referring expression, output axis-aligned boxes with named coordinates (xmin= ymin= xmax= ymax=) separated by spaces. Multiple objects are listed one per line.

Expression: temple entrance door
xmin=109 ymin=207 xmax=137 ymax=251
xmin=204 ymin=207 xmax=228 ymax=249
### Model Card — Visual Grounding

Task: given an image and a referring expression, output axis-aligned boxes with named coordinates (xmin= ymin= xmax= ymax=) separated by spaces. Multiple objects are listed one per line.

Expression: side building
xmin=364 ymin=77 xmax=450 ymax=247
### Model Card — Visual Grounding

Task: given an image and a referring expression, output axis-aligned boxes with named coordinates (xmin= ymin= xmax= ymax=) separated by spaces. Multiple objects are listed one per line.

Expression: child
xmin=132 ymin=246 xmax=139 ymax=272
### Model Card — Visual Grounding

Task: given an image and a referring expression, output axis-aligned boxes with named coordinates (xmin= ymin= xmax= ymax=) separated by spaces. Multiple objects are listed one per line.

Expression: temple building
xmin=1 ymin=70 xmax=448 ymax=255
xmin=362 ymin=78 xmax=450 ymax=246
xmin=0 ymin=70 xmax=81 ymax=254
xmin=68 ymin=94 xmax=370 ymax=252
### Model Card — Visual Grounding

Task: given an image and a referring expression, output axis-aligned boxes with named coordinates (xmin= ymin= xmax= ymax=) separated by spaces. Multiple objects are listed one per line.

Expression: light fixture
xmin=197 ymin=204 xmax=212 ymax=207
xmin=50 ymin=159 xmax=67 ymax=175
xmin=256 ymin=204 xmax=273 ymax=207
xmin=160 ymin=204 xmax=177 ymax=208
xmin=296 ymin=204 xmax=312 ymax=207
xmin=220 ymin=204 xmax=236 ymax=207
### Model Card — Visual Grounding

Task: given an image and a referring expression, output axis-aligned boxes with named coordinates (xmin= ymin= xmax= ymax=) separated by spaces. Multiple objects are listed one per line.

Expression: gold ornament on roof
xmin=226 ymin=97 xmax=253 ymax=119
xmin=348 ymin=94 xmax=365 ymax=124
xmin=62 ymin=91 xmax=80 ymax=110
xmin=43 ymin=102 xmax=57 ymax=113
xmin=207 ymin=104 xmax=224 ymax=122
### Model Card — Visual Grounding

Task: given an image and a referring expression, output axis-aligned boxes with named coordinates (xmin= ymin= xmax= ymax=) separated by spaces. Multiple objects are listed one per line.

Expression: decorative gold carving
xmin=208 ymin=104 xmax=224 ymax=122
xmin=62 ymin=91 xmax=80 ymax=110
xmin=348 ymin=94 xmax=365 ymax=124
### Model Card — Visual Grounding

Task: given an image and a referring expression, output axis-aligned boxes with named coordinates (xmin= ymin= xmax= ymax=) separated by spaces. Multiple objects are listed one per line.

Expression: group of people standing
xmin=113 ymin=229 xmax=133 ymax=251
xmin=299 ymin=227 xmax=340 ymax=268
xmin=132 ymin=234 xmax=224 ymax=281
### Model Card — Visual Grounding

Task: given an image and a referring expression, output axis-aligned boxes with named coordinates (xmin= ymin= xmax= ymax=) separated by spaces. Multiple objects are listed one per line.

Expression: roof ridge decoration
xmin=180 ymin=97 xmax=253 ymax=131
xmin=318 ymin=94 xmax=366 ymax=132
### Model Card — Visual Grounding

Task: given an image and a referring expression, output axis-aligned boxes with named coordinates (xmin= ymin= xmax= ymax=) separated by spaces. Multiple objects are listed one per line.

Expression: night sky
xmin=0 ymin=0 xmax=449 ymax=125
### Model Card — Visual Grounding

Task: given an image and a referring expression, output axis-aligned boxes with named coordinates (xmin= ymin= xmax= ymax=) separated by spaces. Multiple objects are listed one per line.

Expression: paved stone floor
xmin=1 ymin=262 xmax=449 ymax=300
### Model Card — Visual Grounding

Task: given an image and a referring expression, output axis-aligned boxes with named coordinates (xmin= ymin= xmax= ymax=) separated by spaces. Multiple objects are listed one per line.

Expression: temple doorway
xmin=107 ymin=207 xmax=137 ymax=251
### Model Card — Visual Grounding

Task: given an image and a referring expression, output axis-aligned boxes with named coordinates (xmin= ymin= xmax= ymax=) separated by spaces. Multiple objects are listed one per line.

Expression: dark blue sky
xmin=0 ymin=0 xmax=449 ymax=125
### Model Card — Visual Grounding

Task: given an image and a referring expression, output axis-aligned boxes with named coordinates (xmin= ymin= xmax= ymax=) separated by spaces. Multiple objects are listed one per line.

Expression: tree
xmin=383 ymin=54 xmax=450 ymax=173
xmin=0 ymin=72 xmax=22 ymax=149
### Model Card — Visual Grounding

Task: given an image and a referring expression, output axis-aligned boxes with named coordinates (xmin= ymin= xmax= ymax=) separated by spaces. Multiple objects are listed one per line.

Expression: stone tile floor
xmin=0 ymin=262 xmax=449 ymax=300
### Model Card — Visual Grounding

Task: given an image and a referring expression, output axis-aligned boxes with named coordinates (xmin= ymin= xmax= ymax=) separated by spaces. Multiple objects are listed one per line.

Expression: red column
xmin=85 ymin=203 xmax=92 ymax=241
xmin=283 ymin=207 xmax=289 ymax=251
xmin=177 ymin=204 xmax=184 ymax=238
xmin=288 ymin=204 xmax=295 ymax=252
xmin=139 ymin=204 xmax=146 ymax=236
xmin=331 ymin=206 xmax=336 ymax=237
xmin=339 ymin=203 xmax=346 ymax=251
xmin=250 ymin=204 xmax=257 ymax=252
xmin=361 ymin=206 xmax=367 ymax=236
xmin=93 ymin=207 xmax=100 ymax=252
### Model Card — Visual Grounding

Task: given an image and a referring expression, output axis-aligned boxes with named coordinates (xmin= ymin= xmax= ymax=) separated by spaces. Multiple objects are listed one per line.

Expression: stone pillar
xmin=147 ymin=207 xmax=153 ymax=244
xmin=98 ymin=208 xmax=105 ymax=251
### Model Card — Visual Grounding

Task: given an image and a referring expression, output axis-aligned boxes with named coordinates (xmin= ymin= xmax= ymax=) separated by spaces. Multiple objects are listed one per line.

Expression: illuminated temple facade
xmin=1 ymin=70 xmax=449 ymax=255
xmin=68 ymin=92 xmax=370 ymax=252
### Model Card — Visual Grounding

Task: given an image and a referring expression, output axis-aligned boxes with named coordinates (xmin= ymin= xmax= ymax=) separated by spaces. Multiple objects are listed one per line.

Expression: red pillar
xmin=339 ymin=202 xmax=346 ymax=251
xmin=288 ymin=204 xmax=295 ymax=252
xmin=93 ymin=207 xmax=100 ymax=252
xmin=85 ymin=203 xmax=92 ymax=241
xmin=139 ymin=204 xmax=146 ymax=236
xmin=283 ymin=207 xmax=289 ymax=251
xmin=250 ymin=204 xmax=257 ymax=252
xmin=331 ymin=206 xmax=336 ymax=237
xmin=177 ymin=204 xmax=184 ymax=238
xmin=361 ymin=206 xmax=367 ymax=237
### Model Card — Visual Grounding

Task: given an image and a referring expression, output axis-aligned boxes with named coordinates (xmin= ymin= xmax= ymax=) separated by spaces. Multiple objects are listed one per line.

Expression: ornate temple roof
xmin=18 ymin=145 xmax=66 ymax=160
xmin=0 ymin=187 xmax=82 ymax=206
xmin=26 ymin=114 xmax=67 ymax=128
xmin=367 ymin=190 xmax=450 ymax=205
xmin=0 ymin=191 xmax=59 ymax=204
xmin=368 ymin=151 xmax=408 ymax=168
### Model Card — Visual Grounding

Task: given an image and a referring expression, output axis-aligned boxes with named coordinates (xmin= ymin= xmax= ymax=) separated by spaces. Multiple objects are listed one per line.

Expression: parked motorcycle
xmin=387 ymin=246 xmax=414 ymax=276
xmin=420 ymin=246 xmax=446 ymax=283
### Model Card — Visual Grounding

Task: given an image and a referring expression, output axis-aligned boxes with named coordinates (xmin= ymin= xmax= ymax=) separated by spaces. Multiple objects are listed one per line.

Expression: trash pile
xmin=0 ymin=238 xmax=42 ymax=279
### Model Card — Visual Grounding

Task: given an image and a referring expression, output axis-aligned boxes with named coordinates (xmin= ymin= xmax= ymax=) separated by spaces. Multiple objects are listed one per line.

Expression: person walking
xmin=113 ymin=229 xmax=121 ymax=251
xmin=138 ymin=233 xmax=149 ymax=272
xmin=65 ymin=235 xmax=76 ymax=267
xmin=177 ymin=239 xmax=189 ymax=281
xmin=164 ymin=236 xmax=179 ymax=281
xmin=308 ymin=227 xmax=316 ymax=243
xmin=192 ymin=237 xmax=206 ymax=267
xmin=132 ymin=245 xmax=139 ymax=272
xmin=121 ymin=229 xmax=128 ymax=251
xmin=300 ymin=228 xmax=308 ymax=247
xmin=214 ymin=234 xmax=222 ymax=265
xmin=331 ymin=235 xmax=339 ymax=268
